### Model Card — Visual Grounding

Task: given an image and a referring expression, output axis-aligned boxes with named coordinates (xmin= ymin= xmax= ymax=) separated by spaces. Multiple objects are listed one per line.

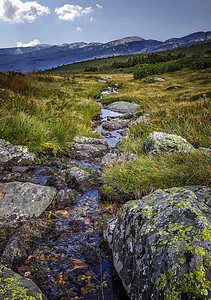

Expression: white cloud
xmin=17 ymin=39 xmax=40 ymax=47
xmin=96 ymin=4 xmax=103 ymax=9
xmin=90 ymin=17 xmax=95 ymax=22
xmin=0 ymin=0 xmax=50 ymax=24
xmin=55 ymin=4 xmax=93 ymax=21
xmin=76 ymin=26 xmax=82 ymax=32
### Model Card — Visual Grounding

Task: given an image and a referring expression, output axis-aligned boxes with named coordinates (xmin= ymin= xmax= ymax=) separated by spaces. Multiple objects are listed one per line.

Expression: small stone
xmin=55 ymin=210 xmax=69 ymax=218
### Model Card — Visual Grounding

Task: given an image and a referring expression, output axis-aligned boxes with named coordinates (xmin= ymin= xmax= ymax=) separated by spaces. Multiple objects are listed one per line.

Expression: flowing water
xmin=17 ymin=87 xmax=129 ymax=300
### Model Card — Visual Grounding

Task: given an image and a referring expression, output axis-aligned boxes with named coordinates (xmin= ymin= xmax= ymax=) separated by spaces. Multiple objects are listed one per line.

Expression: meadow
xmin=0 ymin=49 xmax=210 ymax=195
xmin=0 ymin=72 xmax=104 ymax=156
xmin=100 ymin=67 xmax=211 ymax=197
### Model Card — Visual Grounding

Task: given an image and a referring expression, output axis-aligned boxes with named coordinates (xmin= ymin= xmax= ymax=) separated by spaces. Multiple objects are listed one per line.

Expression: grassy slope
xmin=0 ymin=72 xmax=105 ymax=154
xmin=101 ymin=68 xmax=211 ymax=197
xmin=43 ymin=42 xmax=211 ymax=74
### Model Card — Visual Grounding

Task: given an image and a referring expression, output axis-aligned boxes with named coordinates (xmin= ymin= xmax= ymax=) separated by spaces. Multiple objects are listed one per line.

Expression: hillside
xmin=0 ymin=31 xmax=210 ymax=73
xmin=43 ymin=42 xmax=211 ymax=74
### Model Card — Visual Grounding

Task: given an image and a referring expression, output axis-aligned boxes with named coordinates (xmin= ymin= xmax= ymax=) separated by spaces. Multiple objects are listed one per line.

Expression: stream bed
xmin=16 ymin=86 xmax=129 ymax=300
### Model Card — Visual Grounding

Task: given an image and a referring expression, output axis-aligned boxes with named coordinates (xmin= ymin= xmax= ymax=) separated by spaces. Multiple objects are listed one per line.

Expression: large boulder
xmin=143 ymin=131 xmax=195 ymax=155
xmin=0 ymin=182 xmax=56 ymax=227
xmin=104 ymin=186 xmax=211 ymax=300
xmin=70 ymin=136 xmax=108 ymax=160
xmin=0 ymin=264 xmax=47 ymax=300
xmin=0 ymin=139 xmax=36 ymax=170
xmin=107 ymin=101 xmax=139 ymax=114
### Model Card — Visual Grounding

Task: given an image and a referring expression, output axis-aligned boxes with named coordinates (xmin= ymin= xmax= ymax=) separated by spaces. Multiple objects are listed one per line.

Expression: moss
xmin=101 ymin=184 xmax=114 ymax=194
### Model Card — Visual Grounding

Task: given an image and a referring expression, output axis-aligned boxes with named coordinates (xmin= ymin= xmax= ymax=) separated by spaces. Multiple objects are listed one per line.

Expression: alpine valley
xmin=0 ymin=31 xmax=210 ymax=73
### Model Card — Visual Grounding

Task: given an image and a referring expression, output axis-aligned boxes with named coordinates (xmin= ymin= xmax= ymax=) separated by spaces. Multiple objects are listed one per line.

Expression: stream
xmin=16 ymin=86 xmax=129 ymax=300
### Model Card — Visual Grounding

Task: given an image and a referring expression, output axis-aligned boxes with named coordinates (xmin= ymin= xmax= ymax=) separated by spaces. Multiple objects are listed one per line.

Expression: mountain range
xmin=0 ymin=31 xmax=210 ymax=73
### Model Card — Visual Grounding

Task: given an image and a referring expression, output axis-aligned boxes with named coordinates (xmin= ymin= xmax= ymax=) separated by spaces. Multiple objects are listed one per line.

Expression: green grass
xmin=100 ymin=66 xmax=211 ymax=198
xmin=0 ymin=72 xmax=103 ymax=153
xmin=102 ymin=151 xmax=211 ymax=199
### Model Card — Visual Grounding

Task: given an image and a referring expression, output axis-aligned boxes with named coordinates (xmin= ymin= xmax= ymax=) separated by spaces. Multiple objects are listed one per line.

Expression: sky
xmin=0 ymin=0 xmax=210 ymax=48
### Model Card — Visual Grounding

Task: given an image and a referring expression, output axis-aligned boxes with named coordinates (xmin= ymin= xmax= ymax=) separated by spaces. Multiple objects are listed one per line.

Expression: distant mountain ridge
xmin=0 ymin=31 xmax=210 ymax=73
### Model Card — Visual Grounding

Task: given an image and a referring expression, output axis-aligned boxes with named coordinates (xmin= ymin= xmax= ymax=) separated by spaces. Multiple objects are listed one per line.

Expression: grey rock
xmin=107 ymin=101 xmax=139 ymax=114
xmin=154 ymin=77 xmax=165 ymax=82
xmin=46 ymin=170 xmax=67 ymax=189
xmin=70 ymin=136 xmax=108 ymax=160
xmin=0 ymin=182 xmax=56 ymax=227
xmin=0 ymin=139 xmax=36 ymax=170
xmin=74 ymin=136 xmax=108 ymax=146
xmin=0 ymin=264 xmax=47 ymax=300
xmin=135 ymin=113 xmax=150 ymax=123
xmin=119 ymin=113 xmax=135 ymax=119
xmin=67 ymin=167 xmax=100 ymax=192
xmin=1 ymin=218 xmax=53 ymax=268
xmin=198 ymin=147 xmax=211 ymax=153
xmin=102 ymin=120 xmax=129 ymax=131
xmin=12 ymin=166 xmax=32 ymax=173
xmin=103 ymin=217 xmax=118 ymax=248
xmin=102 ymin=152 xmax=137 ymax=168
xmin=142 ymin=131 xmax=195 ymax=155
xmin=104 ymin=186 xmax=211 ymax=299
xmin=54 ymin=189 xmax=77 ymax=209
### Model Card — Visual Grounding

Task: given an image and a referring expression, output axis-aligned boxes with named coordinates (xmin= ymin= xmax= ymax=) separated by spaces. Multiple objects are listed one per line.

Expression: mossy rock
xmin=0 ymin=264 xmax=46 ymax=299
xmin=142 ymin=131 xmax=195 ymax=156
xmin=105 ymin=186 xmax=211 ymax=299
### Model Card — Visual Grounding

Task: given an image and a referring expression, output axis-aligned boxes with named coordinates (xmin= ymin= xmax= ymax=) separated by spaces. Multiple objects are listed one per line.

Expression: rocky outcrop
xmin=1 ymin=218 xmax=53 ymax=268
xmin=143 ymin=131 xmax=195 ymax=155
xmin=0 ymin=182 xmax=56 ymax=227
xmin=0 ymin=139 xmax=36 ymax=170
xmin=70 ymin=136 xmax=108 ymax=160
xmin=104 ymin=186 xmax=211 ymax=300
xmin=107 ymin=101 xmax=139 ymax=114
xmin=0 ymin=264 xmax=47 ymax=300
xmin=102 ymin=152 xmax=137 ymax=168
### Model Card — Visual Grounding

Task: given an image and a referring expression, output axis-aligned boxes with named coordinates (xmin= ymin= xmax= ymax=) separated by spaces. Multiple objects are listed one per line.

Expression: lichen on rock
xmin=0 ymin=139 xmax=36 ymax=170
xmin=0 ymin=264 xmax=46 ymax=300
xmin=104 ymin=186 xmax=211 ymax=299
xmin=142 ymin=131 xmax=195 ymax=156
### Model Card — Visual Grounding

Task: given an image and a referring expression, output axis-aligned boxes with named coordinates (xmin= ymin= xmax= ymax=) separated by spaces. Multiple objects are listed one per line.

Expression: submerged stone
xmin=1 ymin=218 xmax=53 ymax=268
xmin=104 ymin=186 xmax=211 ymax=299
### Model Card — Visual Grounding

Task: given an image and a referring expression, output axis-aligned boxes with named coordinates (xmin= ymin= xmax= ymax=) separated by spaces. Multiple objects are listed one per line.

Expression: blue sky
xmin=0 ymin=0 xmax=210 ymax=48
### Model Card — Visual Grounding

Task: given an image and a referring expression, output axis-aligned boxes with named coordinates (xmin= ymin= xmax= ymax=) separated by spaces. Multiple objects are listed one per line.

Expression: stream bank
xmin=0 ymin=84 xmax=136 ymax=299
